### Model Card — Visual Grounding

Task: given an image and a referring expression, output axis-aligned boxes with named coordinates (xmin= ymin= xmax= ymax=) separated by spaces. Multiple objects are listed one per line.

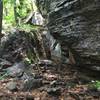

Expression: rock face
xmin=36 ymin=0 xmax=100 ymax=71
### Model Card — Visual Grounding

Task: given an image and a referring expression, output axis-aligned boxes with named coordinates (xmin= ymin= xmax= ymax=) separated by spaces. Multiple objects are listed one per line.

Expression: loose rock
xmin=6 ymin=81 xmax=17 ymax=92
xmin=4 ymin=61 xmax=27 ymax=78
xmin=47 ymin=87 xmax=61 ymax=96
xmin=21 ymin=78 xmax=43 ymax=91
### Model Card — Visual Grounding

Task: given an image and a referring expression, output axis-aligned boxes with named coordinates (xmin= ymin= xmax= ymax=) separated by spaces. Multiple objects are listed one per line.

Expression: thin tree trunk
xmin=14 ymin=0 xmax=18 ymax=24
xmin=0 ymin=0 xmax=3 ymax=35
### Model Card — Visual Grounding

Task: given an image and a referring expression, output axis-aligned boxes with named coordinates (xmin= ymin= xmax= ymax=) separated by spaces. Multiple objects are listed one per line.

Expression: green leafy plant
xmin=94 ymin=81 xmax=100 ymax=89
xmin=3 ymin=0 xmax=35 ymax=27
xmin=17 ymin=24 xmax=40 ymax=32
xmin=0 ymin=71 xmax=10 ymax=80
xmin=89 ymin=80 xmax=100 ymax=90
xmin=24 ymin=57 xmax=32 ymax=64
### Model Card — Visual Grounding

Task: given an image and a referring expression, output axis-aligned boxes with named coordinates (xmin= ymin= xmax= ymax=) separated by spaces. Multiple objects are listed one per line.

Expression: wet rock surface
xmin=36 ymin=0 xmax=100 ymax=72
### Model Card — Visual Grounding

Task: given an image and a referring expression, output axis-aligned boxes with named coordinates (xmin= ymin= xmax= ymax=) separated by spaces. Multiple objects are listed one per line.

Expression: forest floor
xmin=0 ymin=64 xmax=100 ymax=100
xmin=0 ymin=28 xmax=100 ymax=100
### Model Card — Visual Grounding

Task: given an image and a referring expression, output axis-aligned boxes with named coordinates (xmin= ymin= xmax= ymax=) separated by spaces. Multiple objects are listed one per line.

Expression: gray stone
xmin=42 ymin=30 xmax=62 ymax=62
xmin=50 ymin=80 xmax=57 ymax=87
xmin=4 ymin=61 xmax=27 ymax=77
xmin=20 ymin=72 xmax=35 ymax=80
xmin=46 ymin=87 xmax=61 ymax=95
xmin=39 ymin=60 xmax=53 ymax=65
xmin=6 ymin=81 xmax=17 ymax=91
xmin=0 ymin=58 xmax=12 ymax=69
xmin=21 ymin=78 xmax=43 ymax=91
xmin=36 ymin=0 xmax=100 ymax=72
xmin=97 ymin=87 xmax=100 ymax=92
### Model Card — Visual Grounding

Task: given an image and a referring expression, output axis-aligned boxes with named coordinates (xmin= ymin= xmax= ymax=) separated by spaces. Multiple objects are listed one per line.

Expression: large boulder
xmin=0 ymin=29 xmax=44 ymax=63
xmin=36 ymin=0 xmax=100 ymax=71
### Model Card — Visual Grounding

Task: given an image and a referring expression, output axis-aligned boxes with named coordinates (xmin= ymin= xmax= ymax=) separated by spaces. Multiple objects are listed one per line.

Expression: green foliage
xmin=24 ymin=57 xmax=32 ymax=64
xmin=3 ymin=0 xmax=35 ymax=27
xmin=3 ymin=0 xmax=15 ymax=25
xmin=0 ymin=71 xmax=9 ymax=80
xmin=17 ymin=24 xmax=41 ymax=32
xmin=94 ymin=81 xmax=100 ymax=89
xmin=16 ymin=0 xmax=32 ymax=18
xmin=89 ymin=80 xmax=100 ymax=89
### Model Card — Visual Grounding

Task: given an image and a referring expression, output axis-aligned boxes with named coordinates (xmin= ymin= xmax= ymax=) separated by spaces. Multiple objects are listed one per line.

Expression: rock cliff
xmin=36 ymin=0 xmax=100 ymax=71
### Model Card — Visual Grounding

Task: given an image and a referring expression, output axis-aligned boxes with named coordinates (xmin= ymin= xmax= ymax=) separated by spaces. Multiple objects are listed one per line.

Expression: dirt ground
xmin=0 ymin=64 xmax=100 ymax=100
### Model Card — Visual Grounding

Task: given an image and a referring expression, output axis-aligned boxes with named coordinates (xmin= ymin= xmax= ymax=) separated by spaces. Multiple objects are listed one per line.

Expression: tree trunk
xmin=0 ymin=0 xmax=3 ymax=35
xmin=14 ymin=0 xmax=18 ymax=24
